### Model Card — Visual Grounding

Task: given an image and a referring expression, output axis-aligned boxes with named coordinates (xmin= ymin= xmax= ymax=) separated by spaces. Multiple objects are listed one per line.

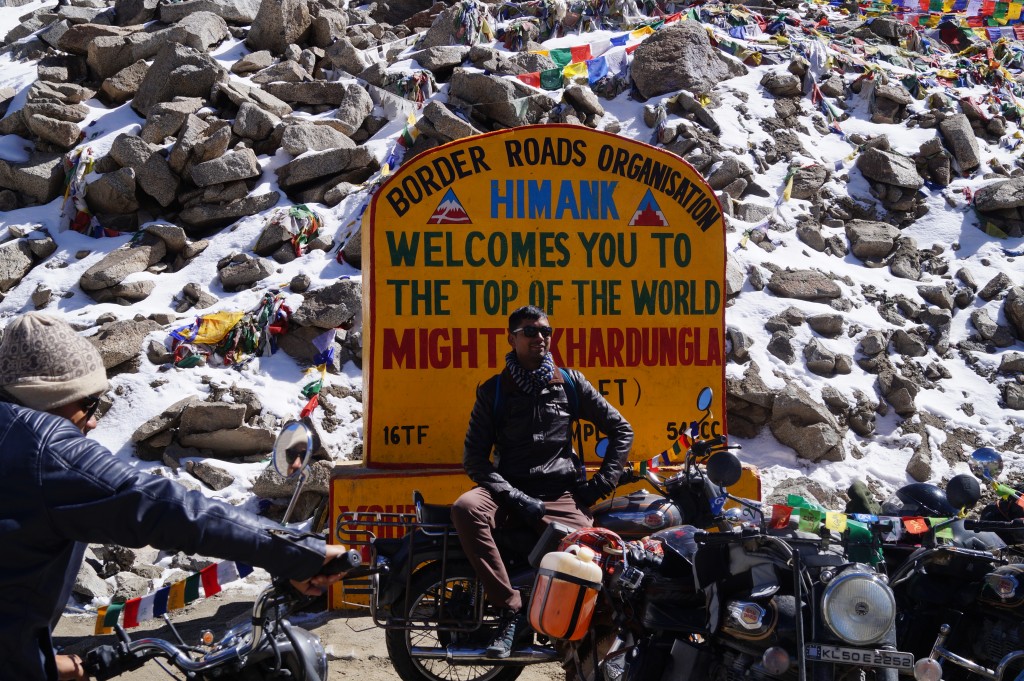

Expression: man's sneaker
xmin=486 ymin=609 xmax=528 ymax=659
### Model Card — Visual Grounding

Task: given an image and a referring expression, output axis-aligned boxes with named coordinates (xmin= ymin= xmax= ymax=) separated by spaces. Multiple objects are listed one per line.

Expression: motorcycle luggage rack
xmin=337 ymin=499 xmax=487 ymax=633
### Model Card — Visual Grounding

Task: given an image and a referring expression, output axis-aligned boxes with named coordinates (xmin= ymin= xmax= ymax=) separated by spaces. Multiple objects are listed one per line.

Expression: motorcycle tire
xmin=385 ymin=561 xmax=525 ymax=681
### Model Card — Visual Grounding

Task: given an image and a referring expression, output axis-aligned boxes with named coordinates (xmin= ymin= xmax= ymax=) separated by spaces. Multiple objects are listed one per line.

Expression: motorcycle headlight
xmin=821 ymin=570 xmax=895 ymax=645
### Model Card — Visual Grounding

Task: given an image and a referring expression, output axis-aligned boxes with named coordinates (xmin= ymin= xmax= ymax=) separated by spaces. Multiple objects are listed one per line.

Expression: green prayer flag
xmin=184 ymin=573 xmax=201 ymax=603
xmin=549 ymin=48 xmax=572 ymax=68
xmin=798 ymin=508 xmax=823 ymax=533
xmin=540 ymin=67 xmax=563 ymax=90
xmin=103 ymin=601 xmax=124 ymax=627
xmin=846 ymin=520 xmax=881 ymax=565
xmin=995 ymin=1 xmax=1009 ymax=17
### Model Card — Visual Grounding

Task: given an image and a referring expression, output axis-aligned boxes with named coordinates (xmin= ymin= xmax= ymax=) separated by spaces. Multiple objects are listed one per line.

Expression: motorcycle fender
xmin=279 ymin=621 xmax=329 ymax=681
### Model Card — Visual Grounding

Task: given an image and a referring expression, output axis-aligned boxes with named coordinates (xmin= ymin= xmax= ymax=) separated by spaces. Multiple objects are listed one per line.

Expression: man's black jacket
xmin=463 ymin=367 xmax=633 ymax=502
xmin=0 ymin=403 xmax=327 ymax=681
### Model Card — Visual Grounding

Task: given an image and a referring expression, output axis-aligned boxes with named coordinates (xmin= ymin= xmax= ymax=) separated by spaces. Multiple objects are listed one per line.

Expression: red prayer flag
xmin=1015 ymin=495 xmax=1024 ymax=510
xmin=570 ymin=45 xmax=592 ymax=63
xmin=770 ymin=504 xmax=794 ymax=529
xmin=903 ymin=517 xmax=929 ymax=534
xmin=626 ymin=43 xmax=641 ymax=54
xmin=201 ymin=564 xmax=222 ymax=597
xmin=123 ymin=599 xmax=141 ymax=628
xmin=517 ymin=73 xmax=541 ymax=87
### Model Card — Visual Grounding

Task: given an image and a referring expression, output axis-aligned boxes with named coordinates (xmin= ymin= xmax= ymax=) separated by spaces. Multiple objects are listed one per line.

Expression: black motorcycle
xmin=880 ymin=447 xmax=1024 ymax=681
xmin=598 ymin=449 xmax=909 ymax=681
xmin=337 ymin=387 xmax=755 ymax=681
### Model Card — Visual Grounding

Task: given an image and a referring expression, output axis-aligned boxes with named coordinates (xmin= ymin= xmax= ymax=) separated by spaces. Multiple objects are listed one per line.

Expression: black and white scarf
xmin=505 ymin=351 xmax=555 ymax=395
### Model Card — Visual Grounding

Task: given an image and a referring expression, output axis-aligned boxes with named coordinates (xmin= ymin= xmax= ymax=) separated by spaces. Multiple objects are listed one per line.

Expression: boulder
xmin=0 ymin=152 xmax=64 ymax=204
xmin=85 ymin=167 xmax=139 ymax=215
xmin=100 ymin=59 xmax=149 ymax=105
xmin=938 ymin=113 xmax=981 ymax=173
xmin=79 ymin=235 xmax=166 ymax=292
xmin=1005 ymin=286 xmax=1024 ymax=341
xmin=177 ymin=426 xmax=276 ymax=457
xmin=90 ymin=318 xmax=163 ymax=369
xmin=179 ymin=402 xmax=247 ymax=434
xmin=292 ymin=279 xmax=362 ymax=329
xmin=0 ymin=241 xmax=36 ymax=293
xmin=190 ymin=147 xmax=262 ymax=187
xmin=630 ymin=22 xmax=746 ymax=100
xmin=246 ymin=0 xmax=311 ymax=54
xmin=281 ymin=122 xmax=353 ymax=155
xmin=769 ymin=383 xmax=846 ymax=462
xmin=856 ymin=147 xmax=924 ymax=189
xmin=767 ymin=269 xmax=842 ymax=301
xmin=132 ymin=42 xmax=226 ymax=117
xmin=159 ymin=0 xmax=261 ymax=24
xmin=846 ymin=220 xmax=900 ymax=260
xmin=332 ymin=84 xmax=373 ymax=136
xmin=448 ymin=69 xmax=547 ymax=128
xmin=180 ymin=192 xmax=281 ymax=230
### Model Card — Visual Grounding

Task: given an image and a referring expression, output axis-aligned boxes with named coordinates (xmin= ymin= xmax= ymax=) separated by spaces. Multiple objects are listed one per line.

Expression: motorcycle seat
xmin=414 ymin=491 xmax=453 ymax=526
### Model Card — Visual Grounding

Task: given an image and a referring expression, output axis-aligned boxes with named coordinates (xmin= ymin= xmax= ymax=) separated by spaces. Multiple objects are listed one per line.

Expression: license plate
xmin=804 ymin=644 xmax=914 ymax=670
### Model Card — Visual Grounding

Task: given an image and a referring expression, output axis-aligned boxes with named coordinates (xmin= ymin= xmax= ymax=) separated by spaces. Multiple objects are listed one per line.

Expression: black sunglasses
xmin=81 ymin=394 xmax=101 ymax=421
xmin=511 ymin=325 xmax=553 ymax=338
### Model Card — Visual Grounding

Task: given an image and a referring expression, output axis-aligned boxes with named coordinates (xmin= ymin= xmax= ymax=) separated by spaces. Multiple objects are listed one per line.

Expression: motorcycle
xmin=338 ymin=387 xmax=756 ymax=681
xmin=83 ymin=419 xmax=363 ymax=680
xmin=598 ymin=448 xmax=908 ymax=681
xmin=881 ymin=447 xmax=1024 ymax=681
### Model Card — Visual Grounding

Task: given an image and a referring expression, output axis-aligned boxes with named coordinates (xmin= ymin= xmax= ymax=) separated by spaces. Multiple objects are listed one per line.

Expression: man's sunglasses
xmin=511 ymin=326 xmax=553 ymax=338
xmin=81 ymin=394 xmax=101 ymax=421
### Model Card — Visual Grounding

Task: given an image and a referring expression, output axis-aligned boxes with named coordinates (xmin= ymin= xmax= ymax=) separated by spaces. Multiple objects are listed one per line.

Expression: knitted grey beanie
xmin=0 ymin=313 xmax=109 ymax=411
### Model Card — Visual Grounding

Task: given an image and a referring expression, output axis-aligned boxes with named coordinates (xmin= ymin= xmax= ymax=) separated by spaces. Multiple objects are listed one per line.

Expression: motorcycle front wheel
xmin=384 ymin=561 xmax=524 ymax=681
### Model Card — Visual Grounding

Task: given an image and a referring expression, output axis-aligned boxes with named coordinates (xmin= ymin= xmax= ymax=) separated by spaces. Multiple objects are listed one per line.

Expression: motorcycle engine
xmin=973 ymin=615 xmax=1024 ymax=668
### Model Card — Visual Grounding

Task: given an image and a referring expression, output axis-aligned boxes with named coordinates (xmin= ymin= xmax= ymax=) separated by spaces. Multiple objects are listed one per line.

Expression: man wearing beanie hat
xmin=0 ymin=313 xmax=350 ymax=681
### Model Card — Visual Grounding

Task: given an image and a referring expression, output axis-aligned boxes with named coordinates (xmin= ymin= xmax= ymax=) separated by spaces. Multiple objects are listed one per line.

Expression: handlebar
xmin=964 ymin=519 xmax=1024 ymax=533
xmin=320 ymin=548 xmax=362 ymax=576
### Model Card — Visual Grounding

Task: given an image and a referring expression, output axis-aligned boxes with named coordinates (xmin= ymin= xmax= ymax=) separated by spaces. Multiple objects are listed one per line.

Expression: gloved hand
xmin=574 ymin=479 xmax=604 ymax=508
xmin=502 ymin=488 xmax=546 ymax=523
xmin=84 ymin=645 xmax=130 ymax=681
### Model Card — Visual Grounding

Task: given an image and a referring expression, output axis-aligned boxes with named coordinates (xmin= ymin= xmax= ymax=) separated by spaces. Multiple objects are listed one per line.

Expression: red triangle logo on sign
xmin=428 ymin=189 xmax=472 ymax=224
xmin=629 ymin=189 xmax=668 ymax=227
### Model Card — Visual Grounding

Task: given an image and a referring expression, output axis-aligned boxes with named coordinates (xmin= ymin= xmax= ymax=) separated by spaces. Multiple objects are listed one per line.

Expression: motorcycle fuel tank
xmin=594 ymin=491 xmax=683 ymax=540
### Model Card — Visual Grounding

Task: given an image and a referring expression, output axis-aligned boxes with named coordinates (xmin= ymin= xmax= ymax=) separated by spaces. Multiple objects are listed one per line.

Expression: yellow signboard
xmin=364 ymin=125 xmax=726 ymax=468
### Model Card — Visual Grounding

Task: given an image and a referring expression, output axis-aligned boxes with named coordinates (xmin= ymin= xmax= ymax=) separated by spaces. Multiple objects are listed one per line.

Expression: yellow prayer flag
xmin=192 ymin=311 xmax=244 ymax=345
xmin=825 ymin=512 xmax=848 ymax=532
xmin=530 ymin=50 xmax=550 ymax=56
xmin=168 ymin=581 xmax=186 ymax=611
xmin=943 ymin=0 xmax=955 ymax=10
xmin=782 ymin=173 xmax=795 ymax=202
xmin=562 ymin=61 xmax=588 ymax=79
xmin=94 ymin=606 xmax=113 ymax=635
xmin=1010 ymin=2 xmax=1022 ymax=19
xmin=631 ymin=26 xmax=655 ymax=38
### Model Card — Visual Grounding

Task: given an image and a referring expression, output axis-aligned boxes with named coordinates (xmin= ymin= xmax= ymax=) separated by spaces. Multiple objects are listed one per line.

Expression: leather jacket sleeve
xmin=35 ymin=411 xmax=326 ymax=581
xmin=462 ymin=376 xmax=514 ymax=497
xmin=569 ymin=369 xmax=633 ymax=497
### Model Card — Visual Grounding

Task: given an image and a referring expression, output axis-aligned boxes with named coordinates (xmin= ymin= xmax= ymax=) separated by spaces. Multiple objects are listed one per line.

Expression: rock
xmin=213 ymin=80 xmax=292 ymax=118
xmin=324 ymin=37 xmax=372 ymax=75
xmin=100 ymin=59 xmax=149 ymax=105
xmin=0 ymin=152 xmax=64 ymax=204
xmin=970 ymin=308 xmax=1016 ymax=347
xmin=73 ymin=559 xmax=113 ymax=601
xmin=767 ymin=330 xmax=796 ymax=363
xmin=974 ymin=178 xmax=1024 ymax=212
xmin=804 ymin=338 xmax=838 ymax=376
xmin=309 ymin=7 xmax=349 ymax=48
xmin=938 ymin=113 xmax=981 ymax=172
xmin=90 ymin=281 xmax=157 ymax=305
xmin=217 ymin=253 xmax=274 ymax=290
xmin=275 ymin=146 xmax=375 ymax=189
xmin=332 ymin=84 xmax=373 ymax=136
xmin=159 ymin=0 xmax=261 ymax=24
xmin=179 ymin=401 xmax=246 ymax=434
xmin=85 ymin=167 xmax=139 ymax=215
xmin=186 ymin=460 xmax=235 ymax=490
xmin=807 ymin=313 xmax=843 ymax=337
xmin=145 ymin=223 xmax=188 ymax=254
xmin=178 ymin=426 xmax=276 ymax=457
xmin=769 ymin=383 xmax=846 ymax=462
xmin=416 ymin=100 xmax=482 ymax=142
xmin=856 ymin=147 xmax=924 ymax=189
xmin=767 ymin=269 xmax=842 ymax=301
xmin=416 ymin=0 xmax=490 ymax=50
xmin=630 ymin=22 xmax=746 ymax=100
xmin=845 ymin=219 xmax=900 ymax=260
xmin=231 ymin=50 xmax=274 ymax=75
xmin=131 ymin=396 xmax=197 ymax=442
xmin=917 ymin=284 xmax=953 ymax=310
xmin=1005 ymin=383 xmax=1024 ymax=411
xmin=115 ymin=0 xmax=159 ymax=25
xmin=179 ymin=192 xmax=281 ymax=230
xmin=406 ymin=45 xmax=469 ymax=80
xmin=0 ymin=241 xmax=36 ymax=293
xmin=891 ymin=329 xmax=927 ymax=356
xmin=79 ymin=235 xmax=166 ymax=292
xmin=1003 ymin=287 xmax=1024 ymax=340
xmin=246 ymin=0 xmax=311 ymax=54
xmin=790 ymin=164 xmax=828 ymax=200
xmin=292 ymin=279 xmax=362 ymax=329
xmin=109 ymin=134 xmax=160 ymax=171
xmin=90 ymin=318 xmax=162 ymax=370
xmin=141 ymin=98 xmax=204 ymax=144
xmin=999 ymin=352 xmax=1024 ymax=374
xmin=190 ymin=147 xmax=261 ymax=187
xmin=132 ymin=42 xmax=226 ymax=117
xmin=448 ymin=69 xmax=548 ymax=128
xmin=761 ymin=71 xmax=802 ymax=97
xmin=281 ymin=122 xmax=353 ymax=155
xmin=877 ymin=368 xmax=919 ymax=416
xmin=889 ymin=238 xmax=922 ymax=280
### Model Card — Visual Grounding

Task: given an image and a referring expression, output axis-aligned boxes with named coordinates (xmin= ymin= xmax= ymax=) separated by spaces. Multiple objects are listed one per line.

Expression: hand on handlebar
xmin=290 ymin=544 xmax=360 ymax=596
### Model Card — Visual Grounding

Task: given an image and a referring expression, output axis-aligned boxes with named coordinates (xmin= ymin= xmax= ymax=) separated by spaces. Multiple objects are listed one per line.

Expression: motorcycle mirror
xmin=706 ymin=451 xmax=742 ymax=488
xmin=969 ymin=447 xmax=1003 ymax=481
xmin=272 ymin=419 xmax=316 ymax=479
xmin=946 ymin=473 xmax=982 ymax=511
xmin=696 ymin=387 xmax=713 ymax=412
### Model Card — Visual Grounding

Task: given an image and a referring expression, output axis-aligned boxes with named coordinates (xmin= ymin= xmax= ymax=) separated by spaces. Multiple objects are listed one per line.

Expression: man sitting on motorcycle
xmin=0 ymin=313 xmax=350 ymax=681
xmin=452 ymin=306 xmax=634 ymax=659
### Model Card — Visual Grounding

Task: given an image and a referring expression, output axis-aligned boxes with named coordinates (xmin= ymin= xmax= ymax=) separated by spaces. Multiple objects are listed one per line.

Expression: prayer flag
xmin=201 ymin=564 xmax=222 ymax=597
xmin=590 ymin=39 xmax=613 ymax=56
xmin=153 ymin=585 xmax=170 ymax=617
xmin=770 ymin=504 xmax=793 ymax=529
xmin=517 ymin=72 xmax=541 ymax=88
xmin=103 ymin=601 xmax=124 ymax=628
xmin=136 ymin=594 xmax=155 ymax=624
xmin=798 ymin=508 xmax=823 ymax=533
xmin=587 ymin=56 xmax=608 ymax=85
xmin=238 ymin=562 xmax=254 ymax=578
xmin=184 ymin=573 xmax=201 ymax=604
xmin=95 ymin=606 xmax=112 ymax=635
xmin=570 ymin=45 xmax=592 ymax=62
xmin=903 ymin=516 xmax=929 ymax=534
xmin=540 ymin=67 xmax=563 ymax=90
xmin=168 ymin=581 xmax=186 ymax=611
xmin=563 ymin=61 xmax=588 ymax=79
xmin=610 ymin=33 xmax=629 ymax=46
xmin=123 ymin=599 xmax=141 ymax=628
xmin=825 ymin=512 xmax=848 ymax=532
xmin=930 ymin=518 xmax=954 ymax=541
xmin=549 ymin=48 xmax=572 ymax=68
